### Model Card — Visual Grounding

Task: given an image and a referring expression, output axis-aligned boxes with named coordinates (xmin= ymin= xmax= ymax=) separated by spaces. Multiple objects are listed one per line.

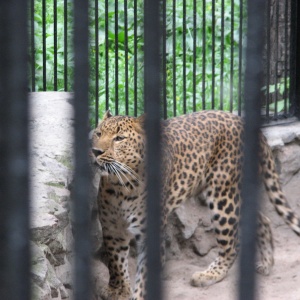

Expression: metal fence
xmin=1 ymin=0 xmax=300 ymax=300
xmin=29 ymin=0 xmax=300 ymax=126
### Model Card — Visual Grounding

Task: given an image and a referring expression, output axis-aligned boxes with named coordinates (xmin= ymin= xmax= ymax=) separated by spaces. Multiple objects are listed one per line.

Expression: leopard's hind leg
xmin=256 ymin=212 xmax=274 ymax=275
xmin=191 ymin=181 xmax=240 ymax=287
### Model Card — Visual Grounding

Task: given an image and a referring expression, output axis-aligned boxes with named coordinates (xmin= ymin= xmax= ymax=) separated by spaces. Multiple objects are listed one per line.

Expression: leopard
xmin=91 ymin=109 xmax=300 ymax=300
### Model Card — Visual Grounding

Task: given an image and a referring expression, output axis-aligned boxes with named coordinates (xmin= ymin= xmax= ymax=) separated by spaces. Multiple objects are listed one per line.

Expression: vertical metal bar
xmin=73 ymin=0 xmax=91 ymax=299
xmin=182 ymin=0 xmax=187 ymax=114
xmin=192 ymin=0 xmax=197 ymax=111
xmin=283 ymin=0 xmax=288 ymax=115
xmin=202 ymin=0 xmax=206 ymax=111
xmin=42 ymin=0 xmax=47 ymax=90
xmin=220 ymin=0 xmax=225 ymax=110
xmin=290 ymin=0 xmax=300 ymax=117
xmin=133 ymin=0 xmax=138 ymax=116
xmin=95 ymin=0 xmax=99 ymax=125
xmin=64 ymin=0 xmax=68 ymax=91
xmin=238 ymin=0 xmax=243 ymax=115
xmin=124 ymin=0 xmax=129 ymax=115
xmin=230 ymin=0 xmax=234 ymax=112
xmin=144 ymin=0 xmax=162 ymax=298
xmin=0 ymin=1 xmax=30 ymax=299
xmin=266 ymin=0 xmax=271 ymax=118
xmin=54 ymin=0 xmax=58 ymax=91
xmin=31 ymin=0 xmax=36 ymax=91
xmin=274 ymin=0 xmax=279 ymax=117
xmin=105 ymin=0 xmax=109 ymax=110
xmin=239 ymin=1 xmax=266 ymax=299
xmin=162 ymin=0 xmax=167 ymax=119
xmin=172 ymin=0 xmax=177 ymax=116
xmin=115 ymin=0 xmax=119 ymax=115
xmin=212 ymin=0 xmax=215 ymax=109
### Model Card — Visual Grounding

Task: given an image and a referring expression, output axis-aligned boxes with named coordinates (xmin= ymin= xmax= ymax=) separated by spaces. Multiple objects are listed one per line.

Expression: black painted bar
xmin=238 ymin=0 xmax=243 ymax=115
xmin=64 ymin=0 xmax=68 ymax=91
xmin=42 ymin=0 xmax=47 ymax=90
xmin=105 ymin=0 xmax=109 ymax=111
xmin=192 ymin=0 xmax=197 ymax=111
xmin=172 ymin=0 xmax=177 ymax=116
xmin=144 ymin=0 xmax=162 ymax=298
xmin=230 ymin=0 xmax=234 ymax=112
xmin=211 ymin=0 xmax=215 ymax=109
xmin=73 ymin=0 xmax=91 ymax=299
xmin=95 ymin=0 xmax=99 ymax=125
xmin=220 ymin=0 xmax=225 ymax=110
xmin=124 ymin=0 xmax=129 ymax=115
xmin=0 ymin=1 xmax=31 ymax=299
xmin=238 ymin=0 xmax=266 ymax=300
xmin=290 ymin=0 xmax=300 ymax=117
xmin=133 ymin=0 xmax=138 ymax=116
xmin=182 ymin=0 xmax=187 ymax=114
xmin=54 ymin=0 xmax=58 ymax=91
xmin=202 ymin=0 xmax=206 ymax=111
xmin=114 ymin=0 xmax=119 ymax=115
xmin=31 ymin=0 xmax=36 ymax=91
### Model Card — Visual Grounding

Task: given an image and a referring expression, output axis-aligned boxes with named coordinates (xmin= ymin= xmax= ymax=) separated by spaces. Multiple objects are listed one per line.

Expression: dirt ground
xmin=163 ymin=172 xmax=300 ymax=300
xmin=94 ymin=172 xmax=300 ymax=300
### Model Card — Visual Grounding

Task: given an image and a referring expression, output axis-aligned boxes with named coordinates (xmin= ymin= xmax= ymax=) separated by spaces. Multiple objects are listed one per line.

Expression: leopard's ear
xmin=133 ymin=114 xmax=146 ymax=134
xmin=103 ymin=110 xmax=113 ymax=121
xmin=137 ymin=114 xmax=145 ymax=126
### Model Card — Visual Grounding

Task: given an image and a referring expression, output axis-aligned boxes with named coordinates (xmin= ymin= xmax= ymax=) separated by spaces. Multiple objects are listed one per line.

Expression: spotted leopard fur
xmin=92 ymin=110 xmax=300 ymax=300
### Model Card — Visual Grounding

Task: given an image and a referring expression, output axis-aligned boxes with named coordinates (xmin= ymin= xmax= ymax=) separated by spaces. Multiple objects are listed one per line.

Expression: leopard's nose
xmin=92 ymin=148 xmax=104 ymax=157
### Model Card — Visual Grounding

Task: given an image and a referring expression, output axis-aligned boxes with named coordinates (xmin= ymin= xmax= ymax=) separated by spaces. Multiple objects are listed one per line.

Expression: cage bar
xmin=42 ymin=0 xmax=47 ymax=90
xmin=239 ymin=1 xmax=266 ymax=299
xmin=182 ymin=0 xmax=187 ymax=114
xmin=124 ymin=0 xmax=129 ymax=115
xmin=54 ymin=0 xmax=58 ymax=91
xmin=211 ymin=0 xmax=215 ymax=109
xmin=238 ymin=0 xmax=243 ymax=115
xmin=115 ymin=0 xmax=119 ymax=115
xmin=144 ymin=0 xmax=162 ymax=298
xmin=133 ymin=0 xmax=138 ymax=116
xmin=230 ymin=0 xmax=234 ymax=112
xmin=192 ymin=0 xmax=197 ymax=111
xmin=105 ymin=0 xmax=109 ymax=111
xmin=95 ymin=0 xmax=99 ymax=125
xmin=0 ymin=1 xmax=31 ymax=299
xmin=202 ymin=0 xmax=206 ymax=111
xmin=30 ymin=0 xmax=35 ymax=91
xmin=64 ymin=0 xmax=68 ymax=91
xmin=172 ymin=0 xmax=177 ymax=117
xmin=220 ymin=0 xmax=225 ymax=110
xmin=72 ymin=0 xmax=92 ymax=299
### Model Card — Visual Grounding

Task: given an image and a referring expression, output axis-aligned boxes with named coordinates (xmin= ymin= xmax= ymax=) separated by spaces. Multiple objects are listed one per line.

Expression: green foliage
xmin=30 ymin=0 xmax=247 ymax=127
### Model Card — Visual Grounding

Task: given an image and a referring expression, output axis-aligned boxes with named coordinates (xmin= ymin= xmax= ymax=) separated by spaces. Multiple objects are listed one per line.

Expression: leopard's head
xmin=92 ymin=110 xmax=146 ymax=184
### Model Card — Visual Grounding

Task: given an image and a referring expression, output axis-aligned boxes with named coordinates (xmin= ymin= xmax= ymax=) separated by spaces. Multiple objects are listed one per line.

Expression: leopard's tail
xmin=260 ymin=133 xmax=300 ymax=236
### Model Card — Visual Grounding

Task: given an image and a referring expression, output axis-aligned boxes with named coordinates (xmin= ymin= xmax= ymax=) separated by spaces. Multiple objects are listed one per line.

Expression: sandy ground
xmin=94 ymin=172 xmax=300 ymax=300
xmin=163 ymin=172 xmax=300 ymax=300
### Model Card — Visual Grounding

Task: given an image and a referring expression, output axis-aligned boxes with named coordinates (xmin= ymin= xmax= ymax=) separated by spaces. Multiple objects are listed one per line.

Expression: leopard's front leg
xmin=132 ymin=239 xmax=147 ymax=300
xmin=100 ymin=230 xmax=132 ymax=300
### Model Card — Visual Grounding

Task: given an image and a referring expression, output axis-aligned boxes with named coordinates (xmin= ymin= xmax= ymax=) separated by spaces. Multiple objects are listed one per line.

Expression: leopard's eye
xmin=95 ymin=131 xmax=101 ymax=138
xmin=114 ymin=135 xmax=125 ymax=142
